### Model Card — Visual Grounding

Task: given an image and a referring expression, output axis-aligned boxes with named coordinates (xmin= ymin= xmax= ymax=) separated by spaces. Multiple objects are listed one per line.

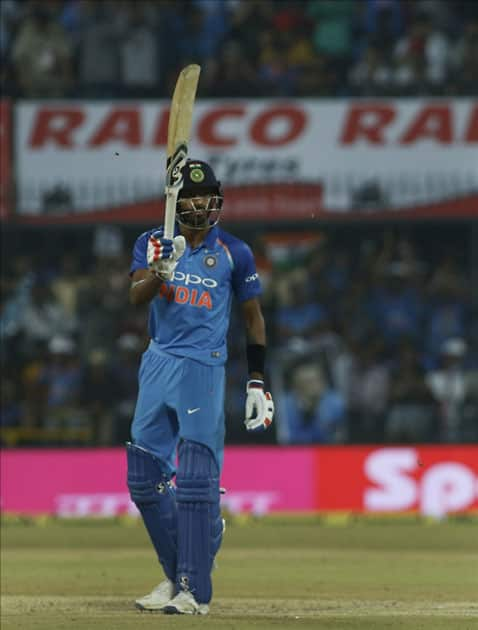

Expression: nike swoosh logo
xmin=187 ymin=408 xmax=200 ymax=414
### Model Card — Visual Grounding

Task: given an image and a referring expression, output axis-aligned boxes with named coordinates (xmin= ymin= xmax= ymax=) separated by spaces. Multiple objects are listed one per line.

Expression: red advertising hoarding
xmin=14 ymin=99 xmax=478 ymax=219
xmin=1 ymin=446 xmax=477 ymax=517
xmin=315 ymin=445 xmax=478 ymax=517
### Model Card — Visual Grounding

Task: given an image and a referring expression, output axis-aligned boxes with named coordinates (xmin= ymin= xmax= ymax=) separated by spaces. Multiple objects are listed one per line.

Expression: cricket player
xmin=127 ymin=159 xmax=274 ymax=615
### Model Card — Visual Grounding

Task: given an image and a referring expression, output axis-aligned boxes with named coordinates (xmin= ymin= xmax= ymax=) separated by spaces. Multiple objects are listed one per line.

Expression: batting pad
xmin=175 ymin=440 xmax=223 ymax=604
xmin=126 ymin=442 xmax=177 ymax=581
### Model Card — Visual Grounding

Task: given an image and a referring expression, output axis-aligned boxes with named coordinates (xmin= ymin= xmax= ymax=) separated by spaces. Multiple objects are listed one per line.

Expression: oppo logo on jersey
xmin=173 ymin=271 xmax=218 ymax=288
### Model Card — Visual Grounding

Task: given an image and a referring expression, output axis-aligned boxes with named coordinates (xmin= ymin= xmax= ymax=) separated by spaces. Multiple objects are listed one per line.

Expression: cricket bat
xmin=164 ymin=64 xmax=201 ymax=239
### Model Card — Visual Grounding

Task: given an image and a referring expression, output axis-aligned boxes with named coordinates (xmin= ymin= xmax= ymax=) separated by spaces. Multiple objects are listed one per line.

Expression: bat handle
xmin=164 ymin=187 xmax=177 ymax=240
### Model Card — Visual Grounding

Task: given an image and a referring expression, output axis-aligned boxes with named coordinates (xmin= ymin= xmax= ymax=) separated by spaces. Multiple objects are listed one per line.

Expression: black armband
xmin=246 ymin=344 xmax=266 ymax=376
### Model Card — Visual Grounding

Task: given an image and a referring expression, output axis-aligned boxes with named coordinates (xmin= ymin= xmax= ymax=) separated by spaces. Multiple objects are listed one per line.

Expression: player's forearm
xmin=245 ymin=319 xmax=266 ymax=379
xmin=129 ymin=273 xmax=162 ymax=306
xmin=242 ymin=297 xmax=265 ymax=343
xmin=242 ymin=299 xmax=267 ymax=378
xmin=246 ymin=322 xmax=265 ymax=347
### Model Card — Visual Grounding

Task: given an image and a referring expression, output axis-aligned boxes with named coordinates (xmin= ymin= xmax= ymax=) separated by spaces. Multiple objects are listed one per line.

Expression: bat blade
xmin=164 ymin=64 xmax=201 ymax=238
xmin=167 ymin=64 xmax=201 ymax=164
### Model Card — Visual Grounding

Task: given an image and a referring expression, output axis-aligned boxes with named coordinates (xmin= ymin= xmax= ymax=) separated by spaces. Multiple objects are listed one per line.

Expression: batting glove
xmin=147 ymin=233 xmax=186 ymax=281
xmin=244 ymin=379 xmax=274 ymax=432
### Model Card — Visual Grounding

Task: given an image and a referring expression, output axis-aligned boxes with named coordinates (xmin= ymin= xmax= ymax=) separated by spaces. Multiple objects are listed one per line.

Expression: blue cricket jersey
xmin=130 ymin=224 xmax=262 ymax=365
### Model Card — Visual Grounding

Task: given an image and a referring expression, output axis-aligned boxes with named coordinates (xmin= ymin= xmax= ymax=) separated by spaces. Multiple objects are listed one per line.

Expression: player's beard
xmin=178 ymin=209 xmax=209 ymax=229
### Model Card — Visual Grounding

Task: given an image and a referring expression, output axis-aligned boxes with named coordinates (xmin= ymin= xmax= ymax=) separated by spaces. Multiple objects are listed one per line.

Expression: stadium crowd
xmin=1 ymin=0 xmax=477 ymax=448
xmin=1 ymin=0 xmax=477 ymax=99
xmin=1 ymin=224 xmax=477 ymax=447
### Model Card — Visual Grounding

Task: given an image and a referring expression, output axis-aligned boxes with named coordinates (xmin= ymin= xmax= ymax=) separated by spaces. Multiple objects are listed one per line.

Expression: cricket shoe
xmin=135 ymin=578 xmax=175 ymax=611
xmin=162 ymin=591 xmax=209 ymax=615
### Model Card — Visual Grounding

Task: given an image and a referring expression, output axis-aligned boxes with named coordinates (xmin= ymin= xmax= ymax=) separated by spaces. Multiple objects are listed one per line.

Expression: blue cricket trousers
xmin=131 ymin=341 xmax=226 ymax=475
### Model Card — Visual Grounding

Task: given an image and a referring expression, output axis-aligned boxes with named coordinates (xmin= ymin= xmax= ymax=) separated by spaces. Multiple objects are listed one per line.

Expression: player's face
xmin=177 ymin=194 xmax=222 ymax=229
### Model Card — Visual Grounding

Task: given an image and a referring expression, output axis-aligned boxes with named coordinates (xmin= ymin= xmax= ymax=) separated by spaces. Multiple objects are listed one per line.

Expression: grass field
xmin=2 ymin=516 xmax=478 ymax=629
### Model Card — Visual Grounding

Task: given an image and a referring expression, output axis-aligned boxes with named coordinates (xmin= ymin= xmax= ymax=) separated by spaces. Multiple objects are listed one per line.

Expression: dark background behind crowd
xmin=1 ymin=0 xmax=477 ymax=447
xmin=2 ymin=222 xmax=477 ymax=447
xmin=2 ymin=0 xmax=478 ymax=99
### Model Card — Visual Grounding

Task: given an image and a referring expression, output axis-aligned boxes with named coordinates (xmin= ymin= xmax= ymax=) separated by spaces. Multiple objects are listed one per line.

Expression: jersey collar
xmin=204 ymin=225 xmax=219 ymax=250
xmin=174 ymin=222 xmax=219 ymax=251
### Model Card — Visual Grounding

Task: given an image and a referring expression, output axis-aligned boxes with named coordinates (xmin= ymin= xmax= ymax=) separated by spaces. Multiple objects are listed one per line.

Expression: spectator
xmin=81 ymin=349 xmax=115 ymax=445
xmin=77 ymin=258 xmax=131 ymax=359
xmin=111 ymin=333 xmax=142 ymax=444
xmin=19 ymin=341 xmax=49 ymax=430
xmin=451 ymin=19 xmax=478 ymax=95
xmin=257 ymin=31 xmax=297 ymax=96
xmin=175 ymin=4 xmax=213 ymax=66
xmin=277 ymin=359 xmax=346 ymax=444
xmin=368 ymin=262 xmax=424 ymax=347
xmin=349 ymin=45 xmax=394 ymax=95
xmin=1 ymin=224 xmax=475 ymax=448
xmin=286 ymin=28 xmax=329 ymax=95
xmin=361 ymin=0 xmax=403 ymax=57
xmin=21 ymin=281 xmax=76 ymax=346
xmin=41 ymin=336 xmax=87 ymax=437
xmin=77 ymin=0 xmax=120 ymax=97
xmin=118 ymin=3 xmax=159 ymax=97
xmin=4 ymin=0 xmax=477 ymax=98
xmin=385 ymin=341 xmax=438 ymax=442
xmin=202 ymin=40 xmax=259 ymax=98
xmin=275 ymin=270 xmax=328 ymax=344
xmin=426 ymin=338 xmax=472 ymax=442
xmin=0 ymin=0 xmax=24 ymax=94
xmin=461 ymin=373 xmax=478 ymax=442
xmin=425 ymin=255 xmax=469 ymax=364
xmin=308 ymin=0 xmax=355 ymax=91
xmin=228 ymin=0 xmax=275 ymax=66
xmin=0 ymin=378 xmax=22 ymax=429
xmin=12 ymin=2 xmax=72 ymax=97
xmin=0 ymin=262 xmax=34 ymax=340
xmin=193 ymin=0 xmax=231 ymax=59
xmin=346 ymin=338 xmax=390 ymax=441
xmin=50 ymin=255 xmax=86 ymax=320
xmin=393 ymin=14 xmax=432 ymax=92
xmin=153 ymin=0 xmax=189 ymax=93
xmin=424 ymin=22 xmax=450 ymax=86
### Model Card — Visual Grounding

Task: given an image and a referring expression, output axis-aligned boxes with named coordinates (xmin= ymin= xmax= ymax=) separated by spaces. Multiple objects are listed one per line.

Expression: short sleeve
xmin=129 ymin=231 xmax=149 ymax=276
xmin=230 ymin=241 xmax=262 ymax=303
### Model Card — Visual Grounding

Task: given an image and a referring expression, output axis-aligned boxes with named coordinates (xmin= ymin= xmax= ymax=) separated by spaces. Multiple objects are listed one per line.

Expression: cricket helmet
xmin=176 ymin=159 xmax=223 ymax=230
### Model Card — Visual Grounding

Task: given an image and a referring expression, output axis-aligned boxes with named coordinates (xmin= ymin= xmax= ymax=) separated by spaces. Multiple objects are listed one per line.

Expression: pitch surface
xmin=2 ymin=517 xmax=477 ymax=629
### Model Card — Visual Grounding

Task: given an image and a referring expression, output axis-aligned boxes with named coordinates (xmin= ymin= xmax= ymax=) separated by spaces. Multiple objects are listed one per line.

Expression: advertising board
xmin=14 ymin=99 xmax=478 ymax=216
xmin=2 ymin=446 xmax=477 ymax=517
